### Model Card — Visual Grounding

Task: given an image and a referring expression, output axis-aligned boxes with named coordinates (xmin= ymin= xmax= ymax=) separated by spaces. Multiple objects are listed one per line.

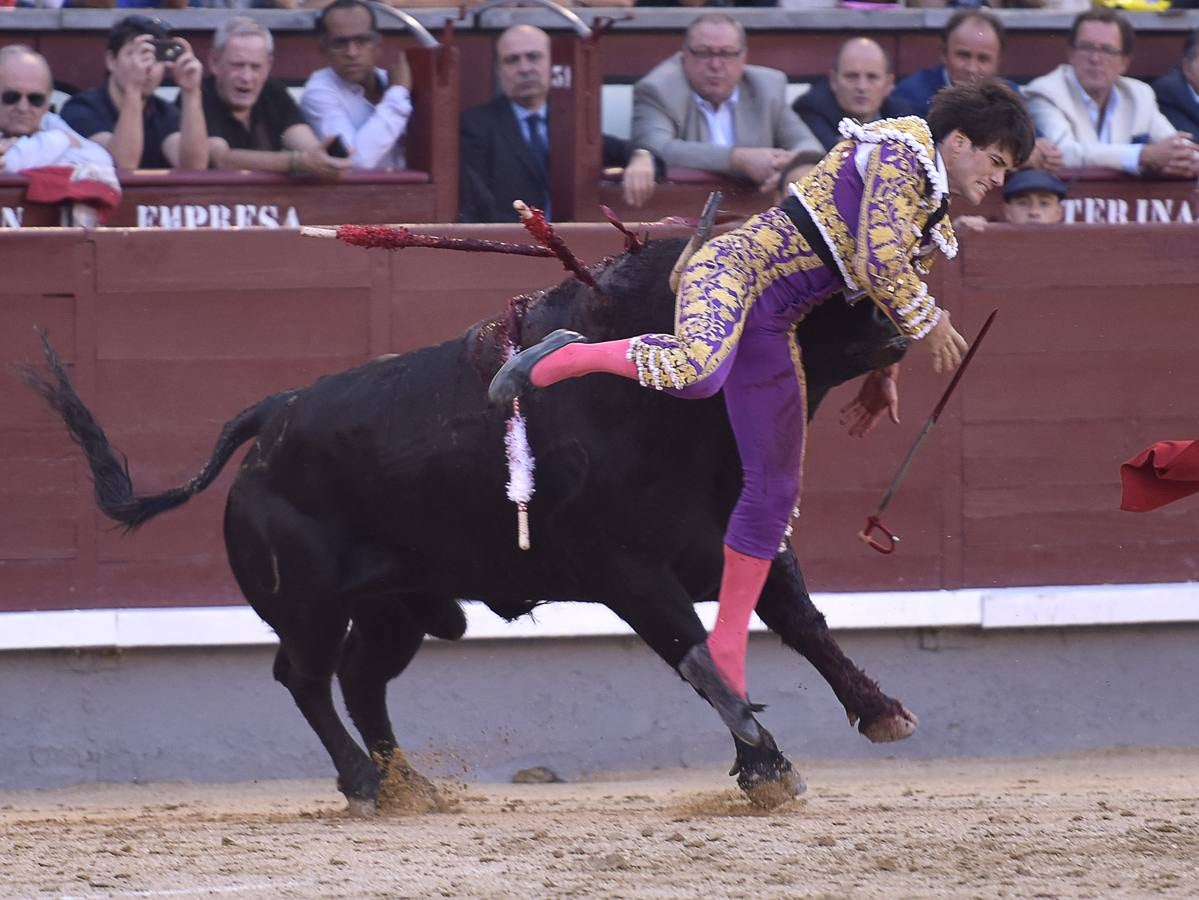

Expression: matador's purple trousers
xmin=629 ymin=206 xmax=842 ymax=559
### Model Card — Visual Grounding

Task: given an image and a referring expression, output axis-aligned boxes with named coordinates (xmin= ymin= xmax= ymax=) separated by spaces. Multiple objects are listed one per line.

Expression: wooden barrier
xmin=2 ymin=170 xmax=440 ymax=229
xmin=3 ymin=167 xmax=1195 ymax=232
xmin=2 ymin=222 xmax=1197 ymax=613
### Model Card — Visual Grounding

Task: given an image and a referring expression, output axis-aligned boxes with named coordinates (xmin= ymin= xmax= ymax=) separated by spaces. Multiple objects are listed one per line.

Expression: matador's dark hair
xmin=927 ymin=80 xmax=1035 ymax=168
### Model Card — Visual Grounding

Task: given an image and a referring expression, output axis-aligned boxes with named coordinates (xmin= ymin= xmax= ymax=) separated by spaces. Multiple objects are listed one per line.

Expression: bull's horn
xmin=668 ymin=191 xmax=722 ymax=293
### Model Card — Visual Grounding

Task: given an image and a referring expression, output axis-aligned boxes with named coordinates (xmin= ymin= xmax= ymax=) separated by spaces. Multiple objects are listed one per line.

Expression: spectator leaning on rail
xmin=61 ymin=16 xmax=207 ymax=171
xmin=1152 ymin=27 xmax=1199 ymax=136
xmin=300 ymin=0 xmax=411 ymax=170
xmin=201 ymin=16 xmax=350 ymax=179
xmin=892 ymin=9 xmax=1061 ymax=172
xmin=458 ymin=24 xmax=661 ymax=222
xmin=1023 ymin=9 xmax=1199 ymax=178
xmin=955 ymin=168 xmax=1068 ymax=233
xmin=0 ymin=45 xmax=112 ymax=172
xmin=0 ymin=44 xmax=120 ymax=226
xmin=793 ymin=36 xmax=912 ymax=152
xmin=631 ymin=12 xmax=821 ymax=193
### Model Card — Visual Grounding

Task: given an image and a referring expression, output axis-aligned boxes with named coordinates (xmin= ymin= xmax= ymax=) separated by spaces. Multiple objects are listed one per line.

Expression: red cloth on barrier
xmin=21 ymin=165 xmax=122 ymax=223
xmin=1119 ymin=440 xmax=1199 ymax=512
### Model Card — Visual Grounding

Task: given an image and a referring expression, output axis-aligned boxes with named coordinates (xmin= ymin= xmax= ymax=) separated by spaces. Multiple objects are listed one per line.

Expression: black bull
xmin=24 ymin=236 xmax=919 ymax=812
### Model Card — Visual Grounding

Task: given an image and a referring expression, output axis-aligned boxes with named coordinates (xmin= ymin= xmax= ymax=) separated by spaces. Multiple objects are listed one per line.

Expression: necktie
xmin=525 ymin=112 xmax=549 ymax=176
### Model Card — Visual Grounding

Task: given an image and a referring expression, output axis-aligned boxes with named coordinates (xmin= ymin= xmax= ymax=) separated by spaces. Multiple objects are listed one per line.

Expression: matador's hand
xmin=840 ymin=364 xmax=900 ymax=437
xmin=924 ymin=309 xmax=968 ymax=374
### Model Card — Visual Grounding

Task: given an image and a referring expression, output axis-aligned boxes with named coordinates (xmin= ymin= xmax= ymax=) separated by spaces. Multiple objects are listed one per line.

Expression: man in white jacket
xmin=0 ymin=45 xmax=113 ymax=174
xmin=1023 ymin=9 xmax=1198 ymax=177
xmin=300 ymin=0 xmax=411 ymax=170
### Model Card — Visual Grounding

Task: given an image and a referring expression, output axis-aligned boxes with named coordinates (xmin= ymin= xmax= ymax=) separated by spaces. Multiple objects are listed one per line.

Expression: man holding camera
xmin=300 ymin=0 xmax=411 ymax=170
xmin=62 ymin=15 xmax=208 ymax=171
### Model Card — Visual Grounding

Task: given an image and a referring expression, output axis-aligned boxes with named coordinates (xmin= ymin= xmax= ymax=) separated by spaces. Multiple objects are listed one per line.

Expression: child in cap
xmin=955 ymin=168 xmax=1068 ymax=230
xmin=1002 ymin=168 xmax=1067 ymax=224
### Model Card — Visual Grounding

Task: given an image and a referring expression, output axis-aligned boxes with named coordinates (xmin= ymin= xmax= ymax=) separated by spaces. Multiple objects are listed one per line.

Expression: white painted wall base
xmin=3 ymin=582 xmax=1196 ymax=652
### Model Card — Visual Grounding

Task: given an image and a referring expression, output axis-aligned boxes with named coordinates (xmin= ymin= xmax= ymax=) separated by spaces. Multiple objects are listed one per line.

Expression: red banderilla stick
xmin=859 ymin=308 xmax=999 ymax=554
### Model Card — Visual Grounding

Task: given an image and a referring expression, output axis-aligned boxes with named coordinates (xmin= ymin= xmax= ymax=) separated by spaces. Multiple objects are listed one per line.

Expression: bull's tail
xmin=19 ymin=331 xmax=297 ymax=531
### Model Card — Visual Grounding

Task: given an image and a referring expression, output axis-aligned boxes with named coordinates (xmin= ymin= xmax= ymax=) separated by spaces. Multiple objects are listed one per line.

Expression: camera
xmin=151 ymin=39 xmax=184 ymax=63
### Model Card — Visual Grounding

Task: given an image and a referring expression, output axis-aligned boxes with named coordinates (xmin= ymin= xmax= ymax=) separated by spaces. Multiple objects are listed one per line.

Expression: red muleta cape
xmin=1119 ymin=440 xmax=1199 ymax=512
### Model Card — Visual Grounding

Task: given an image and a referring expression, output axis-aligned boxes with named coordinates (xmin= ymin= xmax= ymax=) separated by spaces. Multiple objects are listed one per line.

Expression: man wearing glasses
xmin=300 ymin=0 xmax=411 ymax=170
xmin=0 ymin=45 xmax=112 ymax=174
xmin=1023 ymin=9 xmax=1198 ymax=177
xmin=631 ymin=12 xmax=820 ymax=194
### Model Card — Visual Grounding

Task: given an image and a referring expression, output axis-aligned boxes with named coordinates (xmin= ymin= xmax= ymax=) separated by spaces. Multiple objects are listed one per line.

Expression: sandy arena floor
xmin=1 ymin=748 xmax=1197 ymax=899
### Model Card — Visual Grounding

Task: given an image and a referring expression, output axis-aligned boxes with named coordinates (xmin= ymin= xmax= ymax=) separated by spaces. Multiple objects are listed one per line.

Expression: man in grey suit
xmin=631 ymin=13 xmax=820 ymax=193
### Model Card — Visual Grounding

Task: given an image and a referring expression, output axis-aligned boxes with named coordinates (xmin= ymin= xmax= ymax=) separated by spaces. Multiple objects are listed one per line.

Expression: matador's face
xmin=942 ymin=131 xmax=1015 ymax=207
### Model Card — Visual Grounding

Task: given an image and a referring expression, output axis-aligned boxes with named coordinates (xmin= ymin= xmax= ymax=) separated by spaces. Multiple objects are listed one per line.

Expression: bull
xmin=22 ymin=234 xmax=917 ymax=814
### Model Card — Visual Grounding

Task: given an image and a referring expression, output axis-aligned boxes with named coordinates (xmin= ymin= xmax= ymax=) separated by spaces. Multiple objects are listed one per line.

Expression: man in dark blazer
xmin=459 ymin=24 xmax=659 ymax=223
xmin=1153 ymin=28 xmax=1199 ymax=136
xmin=793 ymin=36 xmax=912 ymax=151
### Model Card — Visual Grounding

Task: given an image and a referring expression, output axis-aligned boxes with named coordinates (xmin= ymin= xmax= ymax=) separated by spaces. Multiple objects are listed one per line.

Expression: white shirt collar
xmin=1066 ymin=65 xmax=1118 ymax=133
xmin=692 ymin=87 xmax=740 ymax=115
xmin=512 ymin=102 xmax=547 ymax=123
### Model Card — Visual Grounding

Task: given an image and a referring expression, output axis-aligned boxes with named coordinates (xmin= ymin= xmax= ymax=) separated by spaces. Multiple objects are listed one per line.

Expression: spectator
xmin=61 ymin=16 xmax=207 ymax=171
xmin=772 ymin=148 xmax=822 ymax=204
xmin=631 ymin=12 xmax=820 ymax=192
xmin=793 ymin=37 xmax=911 ymax=151
xmin=0 ymin=45 xmax=112 ymax=172
xmin=458 ymin=24 xmax=661 ymax=222
xmin=955 ymin=168 xmax=1067 ymax=232
xmin=1023 ymin=9 xmax=1199 ymax=177
xmin=894 ymin=9 xmax=1061 ymax=171
xmin=1152 ymin=27 xmax=1199 ymax=136
xmin=202 ymin=16 xmax=350 ymax=178
xmin=1002 ymin=169 xmax=1066 ymax=224
xmin=892 ymin=10 xmax=1008 ymax=119
xmin=300 ymin=0 xmax=411 ymax=170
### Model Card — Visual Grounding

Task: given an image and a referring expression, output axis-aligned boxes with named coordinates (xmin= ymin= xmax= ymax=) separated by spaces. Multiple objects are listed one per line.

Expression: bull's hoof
xmin=738 ymin=764 xmax=806 ymax=809
xmin=679 ymin=643 xmax=761 ymax=746
xmin=488 ymin=329 xmax=587 ymax=404
xmin=346 ymin=797 xmax=378 ymax=818
xmin=859 ymin=706 xmax=919 ymax=743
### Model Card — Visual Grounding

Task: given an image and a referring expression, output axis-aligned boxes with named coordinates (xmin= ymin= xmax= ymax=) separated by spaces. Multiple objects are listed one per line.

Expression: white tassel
xmin=504 ymin=343 xmax=536 ymax=550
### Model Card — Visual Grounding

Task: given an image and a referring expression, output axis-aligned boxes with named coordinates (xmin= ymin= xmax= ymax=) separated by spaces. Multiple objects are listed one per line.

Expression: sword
xmin=859 ymin=308 xmax=999 ymax=554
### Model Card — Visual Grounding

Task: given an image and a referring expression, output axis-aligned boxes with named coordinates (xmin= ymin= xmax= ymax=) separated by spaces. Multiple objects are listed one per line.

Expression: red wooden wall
xmin=1 ymin=222 xmax=1196 ymax=613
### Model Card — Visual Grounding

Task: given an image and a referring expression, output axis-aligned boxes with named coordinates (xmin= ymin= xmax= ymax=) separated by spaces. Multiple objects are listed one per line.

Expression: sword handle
xmin=858 ymin=515 xmax=900 ymax=554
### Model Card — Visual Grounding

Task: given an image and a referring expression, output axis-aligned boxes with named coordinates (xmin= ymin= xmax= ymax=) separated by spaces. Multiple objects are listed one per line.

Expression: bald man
xmin=793 ymin=37 xmax=912 ymax=151
xmin=0 ymin=45 xmax=112 ymax=173
xmin=458 ymin=24 xmax=660 ymax=222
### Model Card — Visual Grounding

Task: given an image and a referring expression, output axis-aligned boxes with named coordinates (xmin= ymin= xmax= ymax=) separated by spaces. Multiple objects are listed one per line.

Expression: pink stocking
xmin=530 ymin=339 xmax=638 ymax=388
xmin=706 ymin=544 xmax=772 ymax=699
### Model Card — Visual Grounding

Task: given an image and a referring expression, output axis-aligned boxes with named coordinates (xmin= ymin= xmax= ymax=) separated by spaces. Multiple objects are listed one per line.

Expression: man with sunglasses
xmin=300 ymin=0 xmax=411 ymax=170
xmin=61 ymin=16 xmax=208 ymax=171
xmin=1024 ymin=9 xmax=1198 ymax=177
xmin=631 ymin=13 xmax=819 ymax=194
xmin=0 ymin=45 xmax=112 ymax=174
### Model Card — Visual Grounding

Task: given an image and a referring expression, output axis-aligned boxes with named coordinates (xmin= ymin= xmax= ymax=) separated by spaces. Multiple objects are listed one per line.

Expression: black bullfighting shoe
xmin=488 ymin=329 xmax=587 ymax=405
xmin=679 ymin=643 xmax=762 ymax=746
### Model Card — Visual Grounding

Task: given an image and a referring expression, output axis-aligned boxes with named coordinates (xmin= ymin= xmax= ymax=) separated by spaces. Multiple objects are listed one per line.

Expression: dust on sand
xmin=1 ymin=748 xmax=1197 ymax=899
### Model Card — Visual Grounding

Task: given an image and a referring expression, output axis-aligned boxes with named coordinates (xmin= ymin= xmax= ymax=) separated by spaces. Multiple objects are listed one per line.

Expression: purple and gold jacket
xmin=792 ymin=116 xmax=957 ymax=341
